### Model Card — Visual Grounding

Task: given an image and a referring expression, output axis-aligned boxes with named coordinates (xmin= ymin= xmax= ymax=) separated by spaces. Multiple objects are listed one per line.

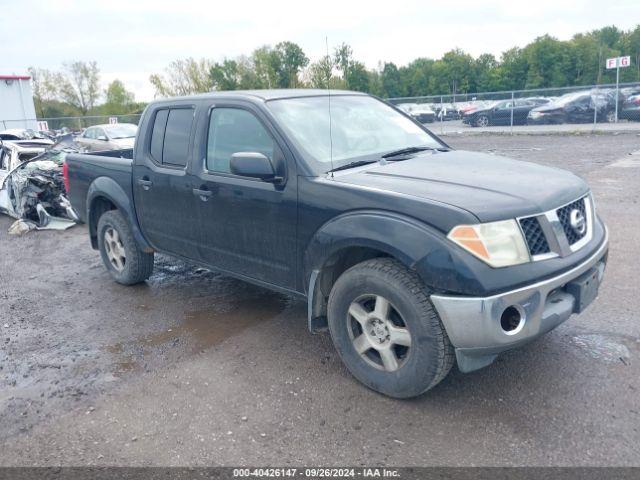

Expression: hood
xmin=531 ymin=103 xmax=564 ymax=113
xmin=333 ymin=150 xmax=588 ymax=222
xmin=463 ymin=108 xmax=485 ymax=116
xmin=110 ymin=137 xmax=135 ymax=148
xmin=411 ymin=108 xmax=434 ymax=115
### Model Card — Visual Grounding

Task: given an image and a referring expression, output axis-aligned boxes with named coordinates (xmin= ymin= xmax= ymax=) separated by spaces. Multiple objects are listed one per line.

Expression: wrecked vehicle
xmin=0 ymin=135 xmax=79 ymax=233
xmin=65 ymin=90 xmax=609 ymax=398
xmin=0 ymin=139 xmax=53 ymax=184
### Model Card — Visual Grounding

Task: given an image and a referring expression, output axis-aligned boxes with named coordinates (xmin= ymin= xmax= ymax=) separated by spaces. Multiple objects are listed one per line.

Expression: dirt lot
xmin=0 ymin=133 xmax=639 ymax=466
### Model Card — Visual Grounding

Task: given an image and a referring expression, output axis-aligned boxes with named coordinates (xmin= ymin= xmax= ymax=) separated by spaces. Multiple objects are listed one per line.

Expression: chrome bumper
xmin=431 ymin=229 xmax=609 ymax=373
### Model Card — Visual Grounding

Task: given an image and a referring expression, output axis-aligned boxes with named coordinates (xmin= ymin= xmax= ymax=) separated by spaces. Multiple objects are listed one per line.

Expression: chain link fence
xmin=0 ymin=114 xmax=143 ymax=132
xmin=2 ymin=82 xmax=640 ymax=135
xmin=387 ymin=81 xmax=640 ymax=135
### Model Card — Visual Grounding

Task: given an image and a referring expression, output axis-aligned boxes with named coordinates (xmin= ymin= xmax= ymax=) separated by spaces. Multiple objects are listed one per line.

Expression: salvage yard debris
xmin=0 ymin=134 xmax=80 ymax=234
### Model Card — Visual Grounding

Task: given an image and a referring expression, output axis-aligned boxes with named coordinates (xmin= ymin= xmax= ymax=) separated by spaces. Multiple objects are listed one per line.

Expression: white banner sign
xmin=606 ymin=56 xmax=631 ymax=69
xmin=108 ymin=117 xmax=118 ymax=124
xmin=37 ymin=121 xmax=49 ymax=131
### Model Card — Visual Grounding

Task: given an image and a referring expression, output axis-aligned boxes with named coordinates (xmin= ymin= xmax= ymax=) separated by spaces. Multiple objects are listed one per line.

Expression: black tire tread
xmin=97 ymin=210 xmax=154 ymax=285
xmin=329 ymin=257 xmax=455 ymax=396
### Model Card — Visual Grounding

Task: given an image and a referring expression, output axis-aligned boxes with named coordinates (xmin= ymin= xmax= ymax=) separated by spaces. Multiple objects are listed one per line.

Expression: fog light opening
xmin=501 ymin=306 xmax=525 ymax=335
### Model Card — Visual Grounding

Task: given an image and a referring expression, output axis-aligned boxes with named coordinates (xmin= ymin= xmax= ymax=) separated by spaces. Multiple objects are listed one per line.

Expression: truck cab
xmin=65 ymin=90 xmax=609 ymax=398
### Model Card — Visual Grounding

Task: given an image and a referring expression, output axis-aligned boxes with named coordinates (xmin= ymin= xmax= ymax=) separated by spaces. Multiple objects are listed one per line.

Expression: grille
xmin=557 ymin=197 xmax=587 ymax=245
xmin=519 ymin=217 xmax=551 ymax=256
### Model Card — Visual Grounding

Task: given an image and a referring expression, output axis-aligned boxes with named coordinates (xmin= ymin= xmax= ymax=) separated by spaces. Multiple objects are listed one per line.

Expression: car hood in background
xmin=110 ymin=137 xmax=135 ymax=148
xmin=333 ymin=150 xmax=588 ymax=222
xmin=530 ymin=103 xmax=565 ymax=113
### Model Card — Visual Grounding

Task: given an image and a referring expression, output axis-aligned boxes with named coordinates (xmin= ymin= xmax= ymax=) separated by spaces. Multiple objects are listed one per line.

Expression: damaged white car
xmin=0 ymin=135 xmax=79 ymax=234
xmin=0 ymin=139 xmax=53 ymax=184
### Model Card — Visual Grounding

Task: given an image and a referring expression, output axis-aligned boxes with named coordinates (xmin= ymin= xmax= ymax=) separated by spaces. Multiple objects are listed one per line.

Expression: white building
xmin=0 ymin=75 xmax=38 ymax=131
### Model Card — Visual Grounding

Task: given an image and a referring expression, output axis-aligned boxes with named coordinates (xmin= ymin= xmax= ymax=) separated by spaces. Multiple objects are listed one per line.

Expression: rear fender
xmin=87 ymin=177 xmax=151 ymax=251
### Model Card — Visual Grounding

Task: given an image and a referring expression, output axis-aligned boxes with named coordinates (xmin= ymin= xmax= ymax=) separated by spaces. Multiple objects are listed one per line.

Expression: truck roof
xmin=153 ymin=89 xmax=367 ymax=103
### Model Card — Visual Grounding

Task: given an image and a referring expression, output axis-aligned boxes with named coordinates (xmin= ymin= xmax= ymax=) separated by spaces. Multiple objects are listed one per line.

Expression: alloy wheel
xmin=476 ymin=115 xmax=489 ymax=127
xmin=104 ymin=227 xmax=126 ymax=272
xmin=347 ymin=294 xmax=412 ymax=372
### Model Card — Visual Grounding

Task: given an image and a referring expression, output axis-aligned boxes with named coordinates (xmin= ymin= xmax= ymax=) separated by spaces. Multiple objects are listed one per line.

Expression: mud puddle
xmin=105 ymin=288 xmax=289 ymax=376
xmin=568 ymin=332 xmax=637 ymax=365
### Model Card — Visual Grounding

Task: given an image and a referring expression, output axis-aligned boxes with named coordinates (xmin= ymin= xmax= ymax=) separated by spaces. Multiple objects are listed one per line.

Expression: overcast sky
xmin=1 ymin=0 xmax=638 ymax=101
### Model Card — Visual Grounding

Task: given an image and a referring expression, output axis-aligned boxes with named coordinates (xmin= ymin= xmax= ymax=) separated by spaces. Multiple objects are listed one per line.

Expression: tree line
xmin=150 ymin=25 xmax=640 ymax=99
xmin=28 ymin=24 xmax=640 ymax=120
xmin=29 ymin=62 xmax=144 ymax=119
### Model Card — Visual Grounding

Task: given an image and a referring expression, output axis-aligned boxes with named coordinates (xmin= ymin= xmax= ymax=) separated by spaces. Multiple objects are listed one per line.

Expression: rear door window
xmin=163 ymin=109 xmax=194 ymax=167
xmin=150 ymin=109 xmax=169 ymax=162
xmin=148 ymin=107 xmax=194 ymax=167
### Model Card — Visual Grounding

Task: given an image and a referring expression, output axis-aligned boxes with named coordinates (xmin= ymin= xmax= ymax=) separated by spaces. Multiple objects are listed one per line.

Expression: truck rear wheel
xmin=327 ymin=258 xmax=454 ymax=398
xmin=97 ymin=210 xmax=154 ymax=285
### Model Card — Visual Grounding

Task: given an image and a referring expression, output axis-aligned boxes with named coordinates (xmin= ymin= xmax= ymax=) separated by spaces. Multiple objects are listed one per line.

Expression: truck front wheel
xmin=327 ymin=258 xmax=454 ymax=398
xmin=97 ymin=210 xmax=154 ymax=285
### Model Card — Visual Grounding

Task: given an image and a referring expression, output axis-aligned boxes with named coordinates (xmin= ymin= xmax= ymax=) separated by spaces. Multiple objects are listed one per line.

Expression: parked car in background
xmin=524 ymin=97 xmax=553 ymax=106
xmin=396 ymin=103 xmax=436 ymax=123
xmin=619 ymin=94 xmax=640 ymax=121
xmin=74 ymin=123 xmax=138 ymax=152
xmin=433 ymin=103 xmax=460 ymax=121
xmin=0 ymin=128 xmax=48 ymax=141
xmin=527 ymin=91 xmax=616 ymax=125
xmin=463 ymin=99 xmax=537 ymax=127
xmin=457 ymin=100 xmax=496 ymax=117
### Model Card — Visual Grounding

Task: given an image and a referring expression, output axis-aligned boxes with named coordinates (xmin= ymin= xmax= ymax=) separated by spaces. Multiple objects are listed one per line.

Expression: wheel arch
xmin=87 ymin=177 xmax=151 ymax=251
xmin=304 ymin=210 xmax=447 ymax=333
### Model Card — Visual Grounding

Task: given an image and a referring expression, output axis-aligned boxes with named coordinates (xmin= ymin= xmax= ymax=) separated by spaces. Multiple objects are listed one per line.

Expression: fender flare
xmin=86 ymin=177 xmax=151 ymax=251
xmin=303 ymin=210 xmax=479 ymax=332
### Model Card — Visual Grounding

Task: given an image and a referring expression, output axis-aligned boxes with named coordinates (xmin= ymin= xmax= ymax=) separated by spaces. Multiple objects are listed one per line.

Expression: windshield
xmin=105 ymin=124 xmax=137 ymax=139
xmin=554 ymin=92 xmax=588 ymax=106
xmin=266 ymin=95 xmax=443 ymax=172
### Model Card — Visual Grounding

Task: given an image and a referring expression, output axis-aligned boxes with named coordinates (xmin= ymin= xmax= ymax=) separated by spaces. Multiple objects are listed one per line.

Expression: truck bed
xmin=65 ymin=149 xmax=134 ymax=223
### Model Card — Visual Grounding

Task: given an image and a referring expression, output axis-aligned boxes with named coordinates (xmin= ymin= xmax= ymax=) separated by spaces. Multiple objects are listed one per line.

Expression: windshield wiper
xmin=382 ymin=146 xmax=436 ymax=159
xmin=327 ymin=160 xmax=378 ymax=173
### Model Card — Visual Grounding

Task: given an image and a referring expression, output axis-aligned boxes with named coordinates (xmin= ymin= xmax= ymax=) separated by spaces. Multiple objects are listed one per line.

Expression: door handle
xmin=193 ymin=188 xmax=213 ymax=201
xmin=137 ymin=178 xmax=153 ymax=190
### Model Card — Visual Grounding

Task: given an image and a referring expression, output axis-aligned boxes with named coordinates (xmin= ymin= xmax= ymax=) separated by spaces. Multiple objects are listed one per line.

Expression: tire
xmin=327 ymin=258 xmax=454 ymax=398
xmin=606 ymin=110 xmax=616 ymax=123
xmin=97 ymin=210 xmax=154 ymax=285
xmin=475 ymin=114 xmax=489 ymax=127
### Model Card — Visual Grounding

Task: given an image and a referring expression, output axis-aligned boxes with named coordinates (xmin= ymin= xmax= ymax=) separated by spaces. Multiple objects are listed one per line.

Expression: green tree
xmin=150 ymin=58 xmax=213 ymax=97
xmin=499 ymin=47 xmax=528 ymax=90
xmin=440 ymin=49 xmax=475 ymax=94
xmin=28 ymin=67 xmax=65 ymax=118
xmin=474 ymin=54 xmax=501 ymax=92
xmin=210 ymin=59 xmax=241 ymax=91
xmin=381 ymin=62 xmax=403 ymax=97
xmin=274 ymin=41 xmax=309 ymax=88
xmin=59 ymin=61 xmax=100 ymax=115
xmin=307 ymin=55 xmax=341 ymax=89
xmin=523 ymin=35 xmax=573 ymax=88
xmin=102 ymin=80 xmax=135 ymax=114
xmin=333 ymin=43 xmax=370 ymax=92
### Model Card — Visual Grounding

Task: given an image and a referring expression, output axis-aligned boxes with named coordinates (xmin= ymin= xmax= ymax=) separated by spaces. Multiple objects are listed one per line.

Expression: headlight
xmin=448 ymin=220 xmax=530 ymax=268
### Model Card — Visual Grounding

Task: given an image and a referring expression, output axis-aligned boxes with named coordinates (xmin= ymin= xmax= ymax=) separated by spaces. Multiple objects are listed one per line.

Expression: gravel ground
xmin=0 ymin=133 xmax=638 ymax=466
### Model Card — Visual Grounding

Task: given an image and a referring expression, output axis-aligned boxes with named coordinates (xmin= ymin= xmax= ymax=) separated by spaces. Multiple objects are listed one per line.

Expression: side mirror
xmin=230 ymin=152 xmax=279 ymax=182
xmin=97 ymin=135 xmax=108 ymax=141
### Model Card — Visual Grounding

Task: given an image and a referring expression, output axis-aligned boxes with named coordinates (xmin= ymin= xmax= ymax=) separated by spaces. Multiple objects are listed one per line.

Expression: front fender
xmin=87 ymin=177 xmax=151 ymax=251
xmin=303 ymin=210 xmax=481 ymax=295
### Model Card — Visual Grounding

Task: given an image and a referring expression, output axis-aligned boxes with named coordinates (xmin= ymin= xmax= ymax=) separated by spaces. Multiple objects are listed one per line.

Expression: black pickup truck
xmin=65 ymin=90 xmax=609 ymax=398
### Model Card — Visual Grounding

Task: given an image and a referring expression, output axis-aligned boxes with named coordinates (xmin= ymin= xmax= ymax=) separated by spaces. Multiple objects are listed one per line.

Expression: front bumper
xmin=431 ymin=228 xmax=609 ymax=373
